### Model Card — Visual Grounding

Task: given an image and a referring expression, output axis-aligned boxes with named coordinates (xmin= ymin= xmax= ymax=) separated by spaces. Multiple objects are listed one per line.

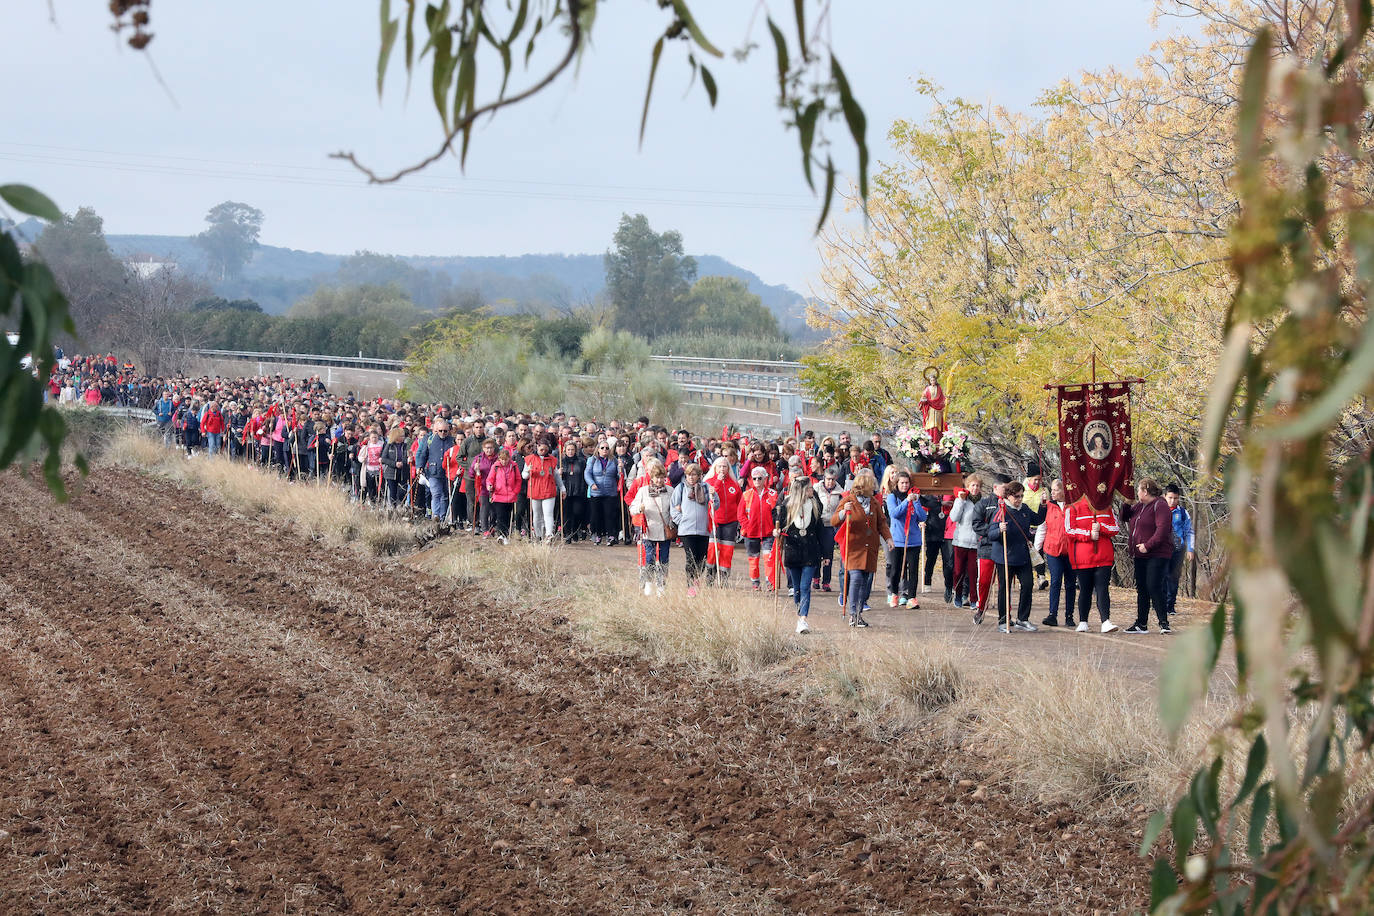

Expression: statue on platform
xmin=919 ymin=366 xmax=947 ymax=445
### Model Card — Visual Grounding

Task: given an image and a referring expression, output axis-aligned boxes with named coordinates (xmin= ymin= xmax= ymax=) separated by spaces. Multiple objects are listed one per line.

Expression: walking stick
xmin=772 ymin=528 xmax=784 ymax=617
xmin=899 ymin=493 xmax=913 ymax=608
xmin=839 ymin=499 xmax=853 ymax=620
xmin=1000 ymin=499 xmax=1011 ymax=635
xmin=708 ymin=495 xmax=721 ymax=586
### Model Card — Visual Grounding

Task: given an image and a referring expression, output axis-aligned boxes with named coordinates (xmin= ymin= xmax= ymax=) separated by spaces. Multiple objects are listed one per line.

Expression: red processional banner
xmin=1056 ymin=382 xmax=1135 ymax=509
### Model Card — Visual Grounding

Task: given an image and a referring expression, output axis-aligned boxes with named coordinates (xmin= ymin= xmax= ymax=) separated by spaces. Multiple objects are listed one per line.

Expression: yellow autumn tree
xmin=805 ymin=0 xmax=1372 ymax=482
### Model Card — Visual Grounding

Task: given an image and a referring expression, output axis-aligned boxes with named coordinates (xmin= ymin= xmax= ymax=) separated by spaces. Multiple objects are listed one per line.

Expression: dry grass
xmin=963 ymin=661 xmax=1229 ymax=807
xmin=822 ymin=642 xmax=967 ymax=722
xmin=578 ymin=577 xmax=808 ymax=674
xmin=105 ymin=429 xmax=420 ymax=557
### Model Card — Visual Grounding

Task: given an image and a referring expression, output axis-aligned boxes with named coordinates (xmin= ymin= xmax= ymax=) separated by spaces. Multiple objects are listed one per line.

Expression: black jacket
xmin=774 ymin=494 xmax=824 ymax=569
xmin=981 ymin=501 xmax=1048 ymax=567
xmin=560 ymin=454 xmax=588 ymax=499
xmin=921 ymin=494 xmax=949 ymax=543
xmin=380 ymin=441 xmax=409 ymax=481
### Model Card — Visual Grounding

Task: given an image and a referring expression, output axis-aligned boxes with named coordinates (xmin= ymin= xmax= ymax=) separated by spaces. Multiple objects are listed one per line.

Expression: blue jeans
xmin=427 ymin=474 xmax=449 ymax=520
xmin=1045 ymin=552 xmax=1077 ymax=621
xmin=642 ymin=540 xmax=671 ymax=587
xmin=787 ymin=565 xmax=817 ymax=616
xmin=845 ymin=569 xmax=874 ymax=618
xmin=205 ymin=432 xmax=222 ymax=456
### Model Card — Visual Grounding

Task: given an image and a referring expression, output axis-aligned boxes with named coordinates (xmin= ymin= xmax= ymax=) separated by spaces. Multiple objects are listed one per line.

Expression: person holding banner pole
xmin=970 ymin=475 xmax=1011 ymax=625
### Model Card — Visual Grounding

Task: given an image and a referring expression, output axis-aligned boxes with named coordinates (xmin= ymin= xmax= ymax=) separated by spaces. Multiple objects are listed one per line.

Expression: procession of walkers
xmin=121 ymin=362 xmax=1197 ymax=636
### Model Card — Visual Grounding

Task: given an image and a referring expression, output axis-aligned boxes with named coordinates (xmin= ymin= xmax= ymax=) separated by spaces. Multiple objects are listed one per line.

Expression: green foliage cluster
xmin=194 ymin=201 xmax=263 ymax=281
xmin=1143 ymin=15 xmax=1374 ymax=913
xmin=0 ymin=184 xmax=83 ymax=497
xmin=605 ymin=213 xmax=696 ymax=340
xmin=181 ymin=284 xmax=424 ymax=360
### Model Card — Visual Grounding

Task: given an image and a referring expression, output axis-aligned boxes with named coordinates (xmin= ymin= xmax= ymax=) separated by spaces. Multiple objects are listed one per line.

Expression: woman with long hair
xmin=775 ymin=474 xmax=824 ymax=633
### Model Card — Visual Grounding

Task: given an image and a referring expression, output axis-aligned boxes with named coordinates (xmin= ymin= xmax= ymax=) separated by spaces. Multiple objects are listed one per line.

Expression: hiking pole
xmin=1001 ymin=500 xmax=1011 ymax=635
xmin=708 ymin=496 xmax=721 ymax=586
xmin=899 ymin=493 xmax=913 ymax=609
xmin=839 ymin=500 xmax=852 ymax=620
xmin=772 ymin=529 xmax=783 ymax=617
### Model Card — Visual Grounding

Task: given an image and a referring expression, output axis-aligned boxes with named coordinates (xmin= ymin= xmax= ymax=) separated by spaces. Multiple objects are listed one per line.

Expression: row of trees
xmin=605 ymin=213 xmax=787 ymax=341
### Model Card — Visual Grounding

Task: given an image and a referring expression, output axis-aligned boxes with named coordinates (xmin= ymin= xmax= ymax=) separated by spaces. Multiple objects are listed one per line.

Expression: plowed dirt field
xmin=0 ymin=469 xmax=1147 ymax=913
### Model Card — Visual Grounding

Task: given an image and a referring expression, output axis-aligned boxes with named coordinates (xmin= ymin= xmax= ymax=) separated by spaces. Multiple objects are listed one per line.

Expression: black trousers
xmin=590 ymin=495 xmax=619 ymax=539
xmin=885 ymin=544 xmax=921 ymax=600
xmin=994 ymin=562 xmax=1034 ymax=625
xmin=1075 ymin=565 xmax=1111 ymax=623
xmin=1133 ymin=555 xmax=1171 ymax=629
xmin=680 ymin=534 xmax=709 ymax=583
xmin=562 ymin=494 xmax=587 ymax=540
xmin=924 ymin=540 xmax=953 ymax=590
xmin=490 ymin=502 xmax=514 ymax=538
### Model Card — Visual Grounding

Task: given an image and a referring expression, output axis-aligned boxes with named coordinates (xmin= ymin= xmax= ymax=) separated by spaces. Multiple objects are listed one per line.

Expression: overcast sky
xmin=3 ymin=1 xmax=1163 ymax=293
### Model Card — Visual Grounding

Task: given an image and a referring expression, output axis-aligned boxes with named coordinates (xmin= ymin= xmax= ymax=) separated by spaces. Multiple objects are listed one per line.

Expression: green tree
xmin=32 ymin=206 xmax=128 ymax=344
xmin=194 ymin=201 xmax=264 ymax=280
xmin=288 ymin=282 xmax=422 ymax=328
xmin=684 ymin=276 xmax=781 ymax=338
xmin=604 ymin=214 xmax=696 ymax=340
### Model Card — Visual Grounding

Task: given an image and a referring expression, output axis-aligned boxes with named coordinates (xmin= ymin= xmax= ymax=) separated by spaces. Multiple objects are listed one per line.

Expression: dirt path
xmin=0 ymin=469 xmax=1148 ymax=913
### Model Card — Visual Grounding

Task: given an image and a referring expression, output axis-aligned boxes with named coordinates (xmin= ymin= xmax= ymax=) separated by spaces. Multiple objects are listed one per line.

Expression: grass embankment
xmin=104 ymin=425 xmax=1228 ymax=812
xmin=106 ymin=429 xmax=421 ymax=556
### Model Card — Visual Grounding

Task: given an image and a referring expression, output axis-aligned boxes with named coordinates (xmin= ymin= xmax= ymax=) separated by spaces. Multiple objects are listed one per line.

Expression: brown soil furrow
xmin=0 ymin=468 xmax=1150 ymax=913
xmin=2 ymin=498 xmax=764 ymax=914
xmin=61 ymin=470 xmax=1144 ymax=913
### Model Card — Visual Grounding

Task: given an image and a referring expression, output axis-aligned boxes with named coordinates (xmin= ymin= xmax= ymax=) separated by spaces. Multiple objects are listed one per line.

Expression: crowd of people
xmin=65 ymin=358 xmax=1197 ymax=637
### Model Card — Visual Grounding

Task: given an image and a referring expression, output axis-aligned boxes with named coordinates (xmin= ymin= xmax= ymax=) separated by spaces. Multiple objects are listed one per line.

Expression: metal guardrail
xmin=169 ymin=348 xmax=805 ymax=377
xmin=650 ymin=355 xmax=802 ymax=370
xmin=93 ymin=405 xmax=158 ymax=422
xmin=167 ymin=347 xmax=409 ymax=371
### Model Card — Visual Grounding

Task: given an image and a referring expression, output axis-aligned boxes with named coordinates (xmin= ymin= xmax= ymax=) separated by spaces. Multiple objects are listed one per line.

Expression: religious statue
xmin=918 ymin=366 xmax=947 ymax=445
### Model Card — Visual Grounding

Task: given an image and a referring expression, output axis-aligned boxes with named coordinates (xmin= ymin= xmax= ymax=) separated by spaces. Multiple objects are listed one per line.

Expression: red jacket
xmin=739 ymin=485 xmax=778 ymax=539
xmin=705 ymin=474 xmax=743 ymax=524
xmin=524 ymin=454 xmax=560 ymax=500
xmin=201 ymin=409 xmax=225 ymax=435
xmin=443 ymin=445 xmax=464 ymax=482
xmin=1064 ymin=498 xmax=1119 ymax=569
xmin=1042 ymin=500 xmax=1070 ymax=557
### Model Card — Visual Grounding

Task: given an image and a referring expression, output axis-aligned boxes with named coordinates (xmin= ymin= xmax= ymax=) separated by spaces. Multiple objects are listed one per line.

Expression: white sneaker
xmin=1101 ymin=620 xmax=1119 ymax=634
xmin=796 ymin=616 xmax=810 ymax=634
xmin=1076 ymin=622 xmax=1089 ymax=633
xmin=643 ymin=582 xmax=654 ymax=597
xmin=655 ymin=586 xmax=664 ymax=597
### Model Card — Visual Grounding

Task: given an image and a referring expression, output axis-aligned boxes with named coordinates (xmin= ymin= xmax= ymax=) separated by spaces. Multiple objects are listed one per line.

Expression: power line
xmin=0 ymin=141 xmax=820 ymax=210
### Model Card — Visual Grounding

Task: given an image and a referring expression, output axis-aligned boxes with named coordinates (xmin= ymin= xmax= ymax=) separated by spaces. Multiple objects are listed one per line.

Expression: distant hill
xmin=95 ymin=233 xmax=814 ymax=335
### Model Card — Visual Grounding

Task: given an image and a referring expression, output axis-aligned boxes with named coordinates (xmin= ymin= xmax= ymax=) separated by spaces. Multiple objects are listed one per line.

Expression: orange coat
xmin=831 ymin=492 xmax=891 ymax=573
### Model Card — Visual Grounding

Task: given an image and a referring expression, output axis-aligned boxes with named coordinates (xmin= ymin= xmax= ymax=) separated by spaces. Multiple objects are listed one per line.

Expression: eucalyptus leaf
xmin=0 ymin=184 xmax=62 ymax=222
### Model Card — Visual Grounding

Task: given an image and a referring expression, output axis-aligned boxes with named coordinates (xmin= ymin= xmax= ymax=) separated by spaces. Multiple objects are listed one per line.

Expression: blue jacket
xmin=583 ymin=455 xmax=620 ymax=497
xmin=415 ymin=434 xmax=456 ymax=478
xmin=154 ymin=396 xmax=174 ymax=424
xmin=1170 ymin=505 xmax=1195 ymax=552
xmin=884 ymin=493 xmax=927 ymax=548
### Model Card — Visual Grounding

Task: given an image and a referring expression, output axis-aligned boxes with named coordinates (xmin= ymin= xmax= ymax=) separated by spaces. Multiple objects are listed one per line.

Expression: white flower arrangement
xmin=893 ymin=424 xmax=935 ymax=461
xmin=937 ymin=425 xmax=972 ymax=462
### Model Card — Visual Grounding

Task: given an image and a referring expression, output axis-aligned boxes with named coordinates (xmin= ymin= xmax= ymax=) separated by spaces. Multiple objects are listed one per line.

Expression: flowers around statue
xmin=894 ymin=424 xmax=935 ymax=464
xmin=937 ymin=425 xmax=972 ymax=463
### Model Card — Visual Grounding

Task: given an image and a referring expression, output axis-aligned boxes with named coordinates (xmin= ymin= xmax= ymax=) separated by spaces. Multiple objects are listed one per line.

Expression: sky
xmin=2 ymin=1 xmax=1164 ymax=294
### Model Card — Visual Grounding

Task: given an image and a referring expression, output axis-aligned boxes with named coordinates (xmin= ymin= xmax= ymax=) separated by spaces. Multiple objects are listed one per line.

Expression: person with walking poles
xmin=1120 ymin=477 xmax=1175 ymax=634
xmin=703 ymin=456 xmax=742 ymax=586
xmin=883 ymin=470 xmax=926 ymax=609
xmin=1035 ymin=478 xmax=1078 ymax=628
xmin=584 ymin=441 xmax=621 ymax=546
xmin=559 ymin=438 xmax=588 ymax=543
xmin=154 ymin=389 xmax=175 ymax=446
xmin=416 ymin=417 xmax=457 ymax=530
xmin=523 ymin=439 xmax=564 ymax=543
xmin=629 ymin=461 xmax=674 ymax=596
xmin=671 ymin=460 xmax=712 ymax=597
xmin=815 ymin=465 xmax=845 ymax=593
xmin=1064 ymin=492 xmax=1121 ymax=633
xmin=986 ymin=481 xmax=1048 ymax=633
xmin=775 ymin=474 xmax=824 ymax=633
xmin=740 ymin=466 xmax=779 ymax=592
xmin=831 ymin=468 xmax=890 ymax=628
xmin=1163 ymin=483 xmax=1195 ymax=616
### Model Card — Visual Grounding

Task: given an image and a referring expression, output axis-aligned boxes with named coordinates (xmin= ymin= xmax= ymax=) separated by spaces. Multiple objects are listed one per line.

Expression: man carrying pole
xmin=991 ymin=481 xmax=1048 ymax=633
